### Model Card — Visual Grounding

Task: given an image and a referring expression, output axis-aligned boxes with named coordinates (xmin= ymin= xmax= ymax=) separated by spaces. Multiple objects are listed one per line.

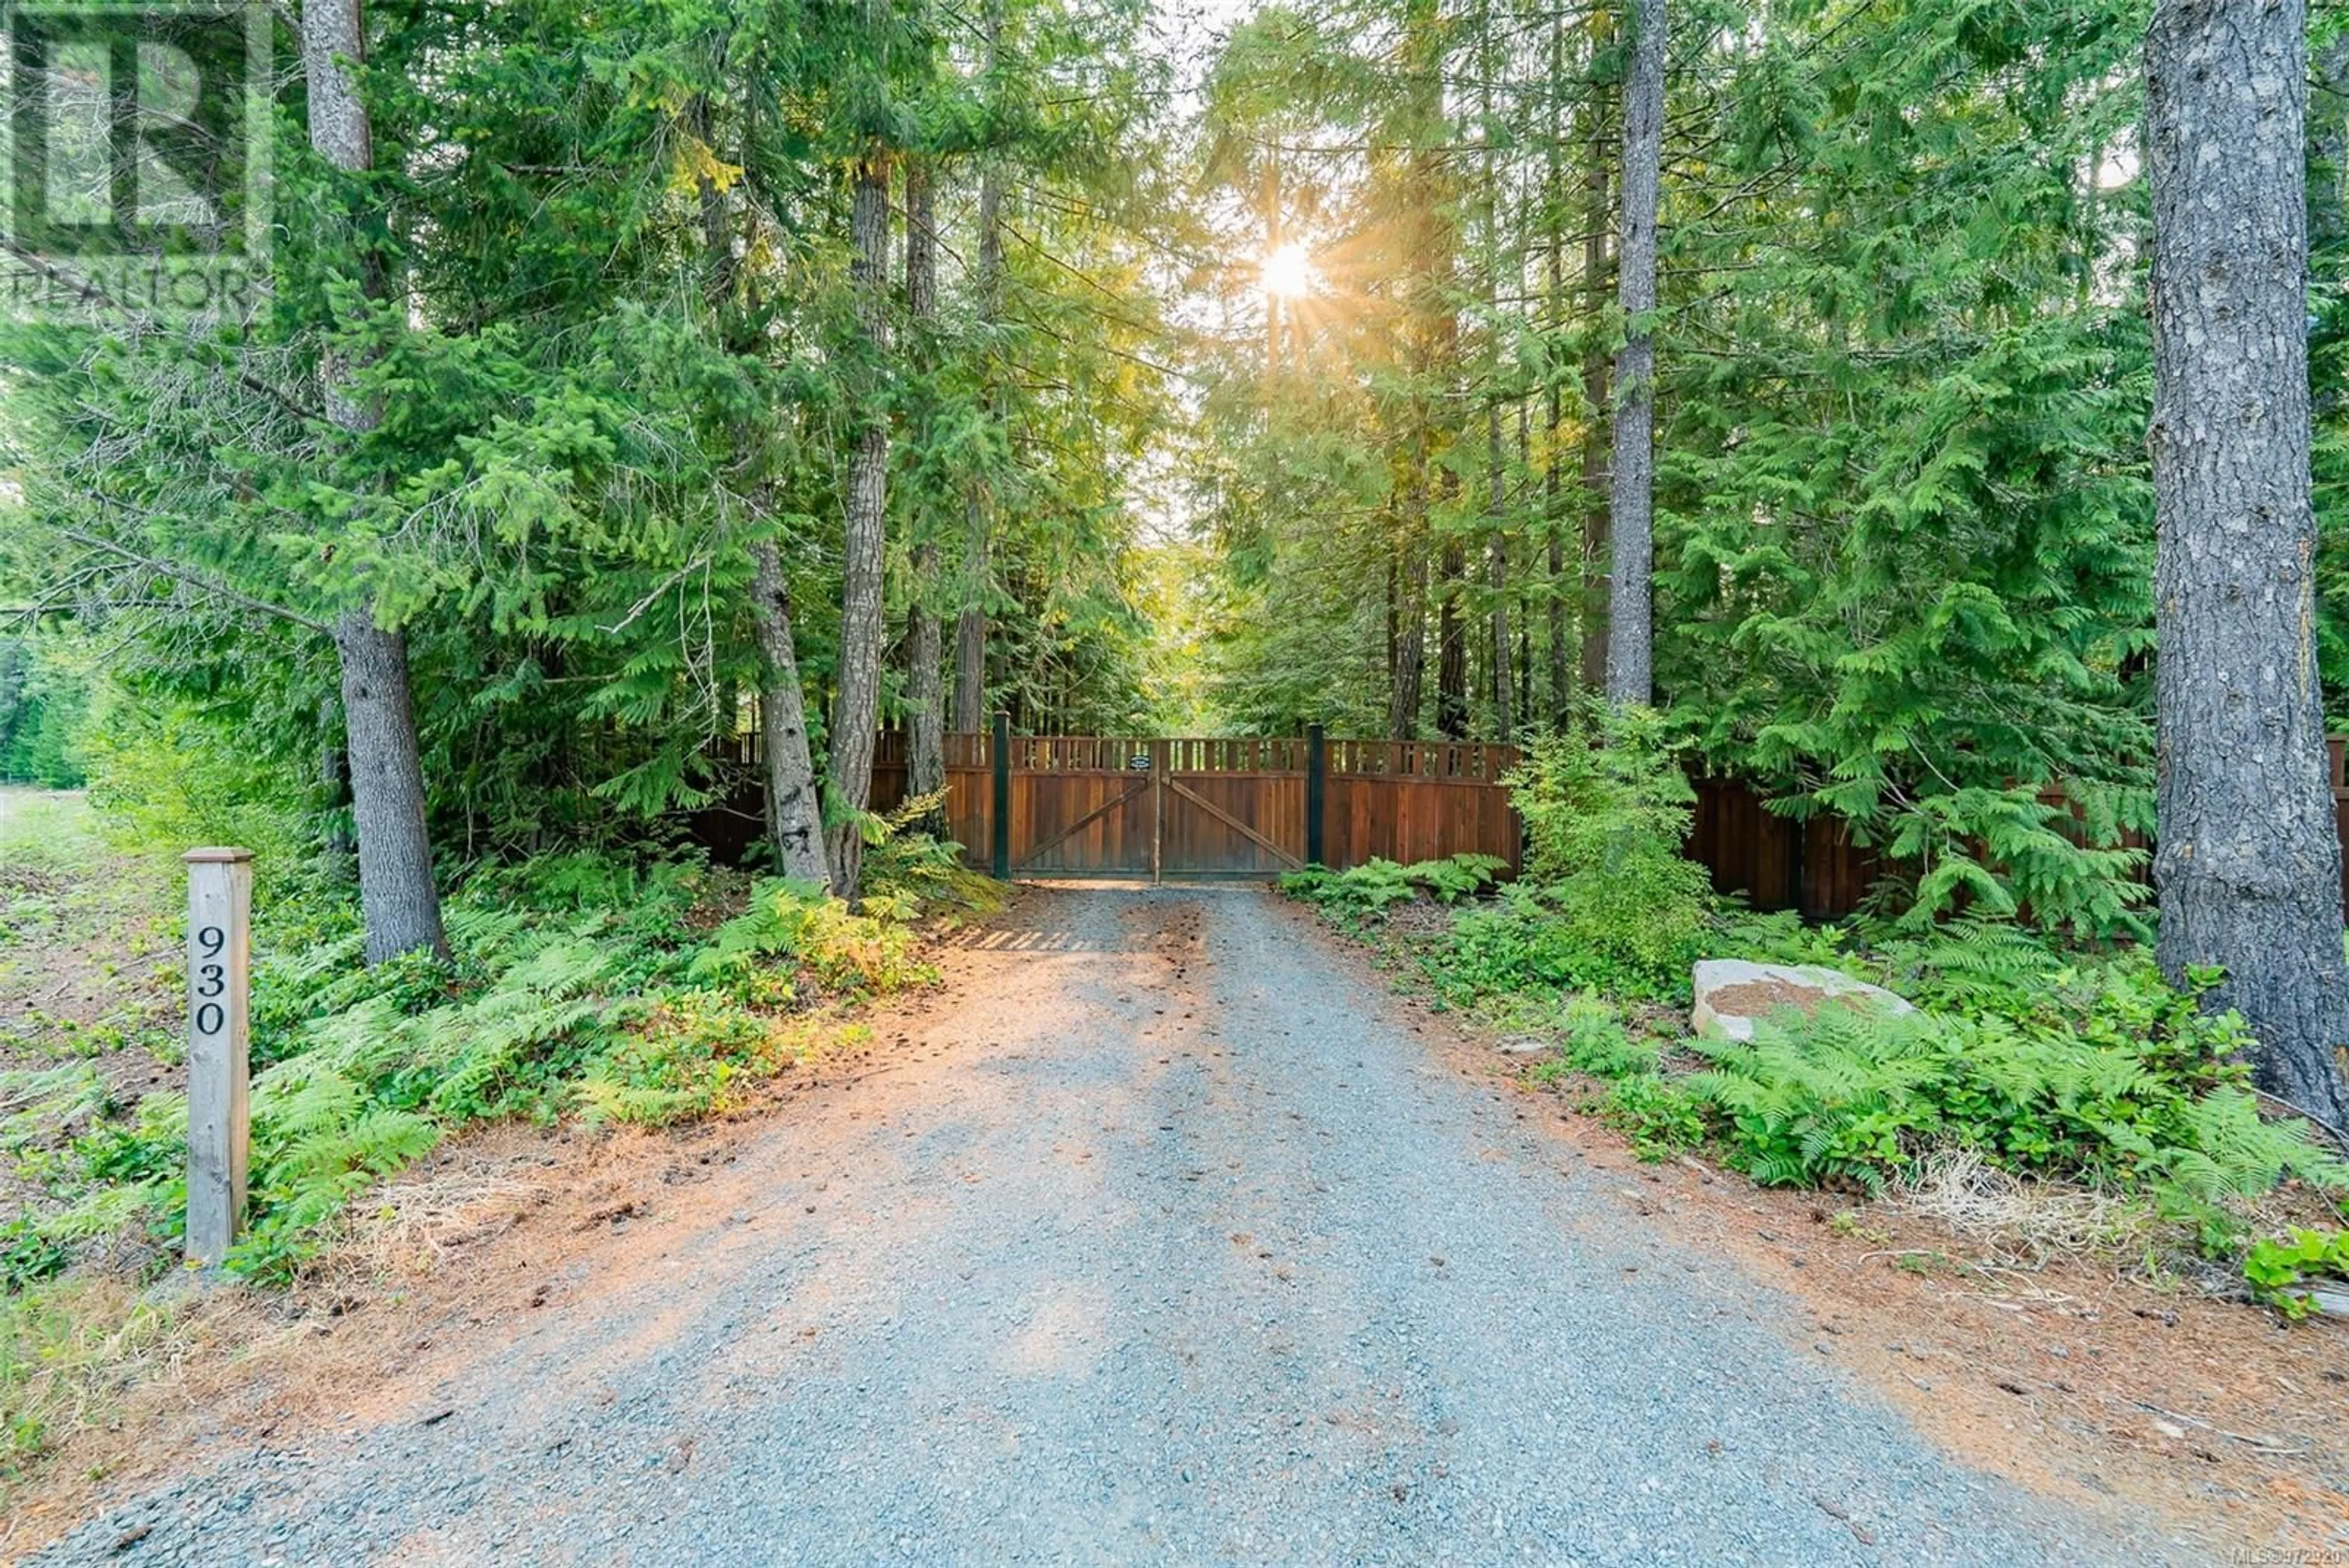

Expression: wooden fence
xmin=703 ymin=726 xmax=2349 ymax=916
xmin=863 ymin=724 xmax=1523 ymax=879
xmin=1688 ymin=737 xmax=2349 ymax=921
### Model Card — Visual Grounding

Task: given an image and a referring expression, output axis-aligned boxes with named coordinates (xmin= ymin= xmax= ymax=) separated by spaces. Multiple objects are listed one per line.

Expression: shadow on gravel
xmin=947 ymin=880 xmax=1267 ymax=953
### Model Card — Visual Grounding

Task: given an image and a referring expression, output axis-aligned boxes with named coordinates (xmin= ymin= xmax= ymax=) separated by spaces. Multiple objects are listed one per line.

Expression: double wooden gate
xmin=869 ymin=724 xmax=1521 ymax=880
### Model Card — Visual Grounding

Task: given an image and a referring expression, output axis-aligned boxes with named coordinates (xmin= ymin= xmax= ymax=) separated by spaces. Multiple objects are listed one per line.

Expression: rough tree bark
xmin=750 ymin=538 xmax=832 ymax=885
xmin=1437 ymin=526 xmax=1469 ymax=740
xmin=2315 ymin=26 xmax=2349 ymax=251
xmin=1480 ymin=23 xmax=1512 ymax=745
xmin=1604 ymin=0 xmax=1661 ymax=707
xmin=302 ymin=0 xmax=446 ymax=964
xmin=2146 ymin=0 xmax=2349 ymax=1127
xmin=1488 ymin=535 xmax=1512 ymax=740
xmin=826 ymin=155 xmax=894 ymax=896
xmin=952 ymin=160 xmax=999 ymax=735
xmin=1389 ymin=0 xmax=1448 ymax=745
xmin=1386 ymin=548 xmax=1400 ymax=696
xmin=1389 ymin=510 xmax=1428 ymax=739
xmin=953 ymin=0 xmax=1006 ymax=736
xmin=1579 ymin=45 xmax=1614 ymax=695
xmin=2312 ymin=24 xmax=2349 ymax=426
xmin=1487 ymin=426 xmax=1512 ymax=741
xmin=904 ymin=160 xmax=946 ymax=804
xmin=332 ymin=616 xmax=445 ymax=963
xmin=951 ymin=162 xmax=998 ymax=733
xmin=1543 ymin=8 xmax=1572 ymax=726
xmin=700 ymin=91 xmax=829 ymax=886
xmin=951 ymin=509 xmax=991 ymax=734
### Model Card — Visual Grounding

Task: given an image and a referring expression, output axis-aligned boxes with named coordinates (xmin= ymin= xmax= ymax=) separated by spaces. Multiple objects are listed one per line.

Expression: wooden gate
xmin=869 ymin=725 xmax=1522 ymax=880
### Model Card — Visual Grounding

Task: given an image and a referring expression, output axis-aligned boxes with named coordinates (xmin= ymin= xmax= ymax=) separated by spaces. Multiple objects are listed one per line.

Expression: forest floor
xmin=0 ymin=790 xmax=178 ymax=1091
xmin=0 ymin=790 xmax=184 ymax=1240
xmin=9 ymin=882 xmax=2320 ymax=1564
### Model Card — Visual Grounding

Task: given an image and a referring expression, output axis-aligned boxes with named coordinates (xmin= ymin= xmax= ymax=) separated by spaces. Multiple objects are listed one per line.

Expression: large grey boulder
xmin=1690 ymin=959 xmax=1913 ymax=1043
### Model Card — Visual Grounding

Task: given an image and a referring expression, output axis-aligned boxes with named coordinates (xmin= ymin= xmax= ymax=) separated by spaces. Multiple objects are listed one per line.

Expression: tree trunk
xmin=1545 ymin=13 xmax=1572 ymax=728
xmin=1389 ymin=511 xmax=1428 ymax=739
xmin=2312 ymin=24 xmax=2349 ymax=425
xmin=953 ymin=0 xmax=1006 ymax=737
xmin=1488 ymin=404 xmax=1512 ymax=743
xmin=1488 ymin=532 xmax=1512 ymax=741
xmin=904 ymin=160 xmax=945 ymax=804
xmin=1480 ymin=21 xmax=1512 ymax=746
xmin=952 ymin=496 xmax=990 ymax=734
xmin=1579 ymin=49 xmax=1614 ymax=695
xmin=826 ymin=155 xmax=893 ymax=896
xmin=2314 ymin=26 xmax=2349 ymax=253
xmin=1437 ymin=526 xmax=1469 ymax=740
xmin=749 ymin=538 xmax=831 ymax=886
xmin=333 ymin=613 xmax=445 ymax=964
xmin=1546 ymin=463 xmax=1570 ymax=721
xmin=1391 ymin=0 xmax=1449 ymax=746
xmin=2147 ymin=0 xmax=2349 ymax=1128
xmin=699 ymin=91 xmax=825 ymax=882
xmin=303 ymin=0 xmax=445 ymax=964
xmin=1386 ymin=543 xmax=1400 ymax=700
xmin=1605 ymin=0 xmax=1662 ymax=707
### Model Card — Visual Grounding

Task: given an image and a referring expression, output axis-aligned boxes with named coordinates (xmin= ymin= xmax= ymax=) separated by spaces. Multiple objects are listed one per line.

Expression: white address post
xmin=184 ymin=847 xmax=253 ymax=1268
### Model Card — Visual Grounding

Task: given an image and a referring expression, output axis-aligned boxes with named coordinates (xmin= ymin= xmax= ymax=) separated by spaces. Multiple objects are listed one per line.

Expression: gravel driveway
xmin=29 ymin=885 xmax=2186 ymax=1566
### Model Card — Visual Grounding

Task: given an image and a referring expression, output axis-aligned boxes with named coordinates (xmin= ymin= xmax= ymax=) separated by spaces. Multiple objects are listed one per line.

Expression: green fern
xmin=1683 ymin=957 xmax=2349 ymax=1208
xmin=2145 ymin=1089 xmax=2349 ymax=1202
xmin=19 ymin=852 xmax=936 ymax=1291
xmin=1406 ymin=854 xmax=1508 ymax=904
xmin=1868 ymin=917 xmax=2063 ymax=1010
xmin=0 ymin=1065 xmax=109 ymax=1154
xmin=688 ymin=880 xmax=930 ymax=995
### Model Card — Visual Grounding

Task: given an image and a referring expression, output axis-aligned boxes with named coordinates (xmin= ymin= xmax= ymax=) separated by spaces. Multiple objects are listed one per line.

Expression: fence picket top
xmin=732 ymin=727 xmax=1523 ymax=784
xmin=881 ymin=731 xmax=1521 ymax=778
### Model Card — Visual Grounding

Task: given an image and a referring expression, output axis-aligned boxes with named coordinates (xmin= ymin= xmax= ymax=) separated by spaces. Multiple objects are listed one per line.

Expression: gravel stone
xmin=30 ymin=885 xmax=2189 ymax=1566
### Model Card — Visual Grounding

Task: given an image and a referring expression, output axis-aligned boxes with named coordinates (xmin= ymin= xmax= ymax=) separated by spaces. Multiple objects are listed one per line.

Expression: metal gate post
xmin=991 ymin=711 xmax=1011 ymax=880
xmin=1151 ymin=738 xmax=1165 ymax=883
xmin=1305 ymin=724 xmax=1327 ymax=867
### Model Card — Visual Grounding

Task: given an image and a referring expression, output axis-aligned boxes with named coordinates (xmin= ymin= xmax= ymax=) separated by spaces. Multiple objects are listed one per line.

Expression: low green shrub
xmin=76 ymin=692 xmax=338 ymax=925
xmin=1438 ymin=704 xmax=1713 ymax=1002
xmin=861 ymin=790 xmax=1006 ymax=917
xmin=1438 ymin=879 xmax=1702 ymax=1004
xmin=1280 ymin=853 xmax=1507 ymax=920
xmin=690 ymin=879 xmax=934 ymax=997
xmin=1854 ymin=918 xmax=2068 ymax=1013
xmin=1683 ymin=961 xmax=2349 ymax=1208
xmin=574 ymin=989 xmax=776 ymax=1128
xmin=1520 ymin=992 xmax=1657 ymax=1083
xmin=0 ymin=1219 xmax=69 ymax=1293
xmin=1600 ymin=1074 xmax=1707 ymax=1161
xmin=1552 ymin=992 xmax=1650 ymax=1078
xmin=1512 ymin=702 xmax=1698 ymax=885
xmin=6 ymin=849 xmax=951 ymax=1290
xmin=1712 ymin=906 xmax=1855 ymax=971
xmin=2243 ymin=1228 xmax=2349 ymax=1321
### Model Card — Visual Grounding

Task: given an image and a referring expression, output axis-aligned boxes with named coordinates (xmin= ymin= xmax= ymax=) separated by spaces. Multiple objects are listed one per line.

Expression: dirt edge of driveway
xmin=10 ymin=885 xmax=2345 ymax=1562
xmin=0 ymin=896 xmax=1042 ymax=1563
xmin=1266 ymin=893 xmax=2349 ymax=1558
